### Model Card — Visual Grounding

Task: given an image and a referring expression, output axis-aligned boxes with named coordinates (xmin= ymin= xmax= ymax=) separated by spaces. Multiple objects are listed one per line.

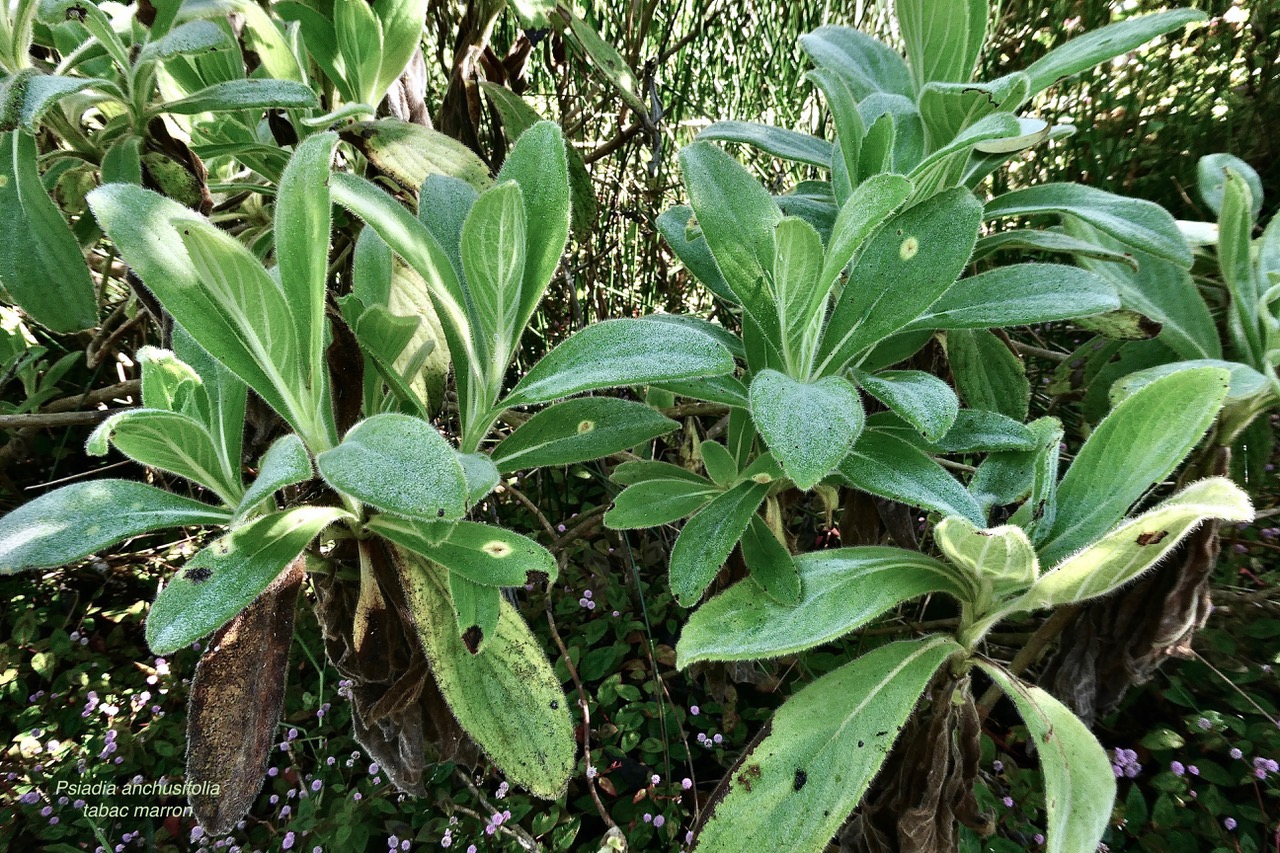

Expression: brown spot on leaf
xmin=1136 ymin=530 xmax=1169 ymax=546
xmin=793 ymin=769 xmax=807 ymax=791
xmin=462 ymin=625 xmax=483 ymax=655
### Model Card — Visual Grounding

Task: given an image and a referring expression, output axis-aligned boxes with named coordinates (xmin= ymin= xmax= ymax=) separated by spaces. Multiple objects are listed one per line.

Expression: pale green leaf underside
xmin=1026 ymin=477 xmax=1252 ymax=609
xmin=1038 ymin=367 xmax=1229 ymax=565
xmin=978 ymin=662 xmax=1116 ymax=853
xmin=692 ymin=636 xmax=961 ymax=853
xmin=397 ymin=548 xmax=574 ymax=798
xmin=677 ymin=548 xmax=970 ymax=667
xmin=88 ymin=409 xmax=241 ymax=506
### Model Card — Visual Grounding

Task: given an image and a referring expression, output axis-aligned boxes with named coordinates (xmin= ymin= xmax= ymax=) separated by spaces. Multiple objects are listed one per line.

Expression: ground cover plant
xmin=1 ymin=1 xmax=1277 ymax=852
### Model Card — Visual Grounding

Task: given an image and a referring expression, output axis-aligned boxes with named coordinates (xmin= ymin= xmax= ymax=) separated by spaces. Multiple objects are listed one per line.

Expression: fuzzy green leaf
xmin=908 ymin=264 xmax=1120 ymax=330
xmin=1038 ymin=367 xmax=1229 ymax=565
xmin=978 ymin=663 xmax=1116 ymax=853
xmin=740 ymin=515 xmax=802 ymax=606
xmin=691 ymin=637 xmax=960 ymax=853
xmin=857 ymin=370 xmax=958 ymax=443
xmin=236 ymin=434 xmax=313 ymax=519
xmin=145 ymin=507 xmax=348 ymax=654
xmin=0 ymin=480 xmax=231 ymax=573
xmin=88 ymin=410 xmax=241 ymax=506
xmin=1026 ymin=478 xmax=1252 ymax=608
xmin=699 ymin=121 xmax=833 ymax=169
xmin=492 ymin=397 xmax=678 ymax=472
xmin=985 ymin=183 xmax=1192 ymax=268
xmin=678 ymin=549 xmax=970 ymax=667
xmin=669 ymin=480 xmax=770 ymax=607
xmin=839 ymin=430 xmax=984 ymax=524
xmin=372 ymin=517 xmax=558 ymax=587
xmin=820 ymin=188 xmax=983 ymax=373
xmin=750 ymin=370 xmax=864 ymax=491
xmin=0 ymin=130 xmax=95 ymax=331
xmin=504 ymin=319 xmax=735 ymax=406
xmin=397 ymin=547 xmax=573 ymax=797
xmin=317 ymin=414 xmax=467 ymax=520
xmin=605 ymin=478 xmax=719 ymax=530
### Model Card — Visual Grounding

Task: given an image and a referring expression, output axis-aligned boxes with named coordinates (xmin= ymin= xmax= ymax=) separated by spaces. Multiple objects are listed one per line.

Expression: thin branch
xmin=1007 ymin=340 xmax=1069 ymax=363
xmin=0 ymin=409 xmax=122 ymax=429
xmin=976 ymin=605 xmax=1081 ymax=721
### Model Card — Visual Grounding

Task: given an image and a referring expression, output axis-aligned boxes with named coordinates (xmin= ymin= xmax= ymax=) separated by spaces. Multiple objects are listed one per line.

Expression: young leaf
xmin=678 ymin=548 xmax=969 ymax=666
xmin=371 ymin=518 xmax=557 ymax=587
xmin=145 ymin=507 xmax=349 ymax=654
xmin=236 ymin=434 xmax=313 ymax=519
xmin=89 ymin=186 xmax=304 ymax=437
xmin=897 ymin=0 xmax=987 ymax=88
xmin=947 ymin=329 xmax=1030 ymax=421
xmin=503 ymin=319 xmax=735 ymax=406
xmin=496 ymin=122 xmax=571 ymax=340
xmin=1022 ymin=9 xmax=1207 ymax=100
xmin=906 ymin=264 xmax=1120 ymax=329
xmin=173 ymin=326 xmax=247 ymax=478
xmin=698 ymin=121 xmax=833 ymax=169
xmin=819 ymin=188 xmax=983 ymax=374
xmin=0 ymin=480 xmax=231 ymax=573
xmin=316 ymin=414 xmax=468 ymax=521
xmin=740 ymin=516 xmax=802 ymax=606
xmin=371 ymin=0 xmax=428 ymax=99
xmin=396 ymin=547 xmax=574 ymax=797
xmin=137 ymin=19 xmax=233 ymax=64
xmin=934 ymin=516 xmax=1039 ymax=596
xmin=750 ymin=370 xmax=864 ymax=491
xmin=1219 ymin=168 xmax=1265 ymax=365
xmin=160 ymin=79 xmax=319 ymax=114
xmin=462 ymin=180 xmax=527 ymax=376
xmin=1197 ymin=153 xmax=1264 ymax=220
xmin=984 ymin=183 xmax=1192 ymax=268
xmin=0 ymin=130 xmax=96 ymax=331
xmin=88 ymin=410 xmax=242 ymax=506
xmin=678 ymin=141 xmax=783 ymax=335
xmin=978 ymin=662 xmax=1116 ymax=853
xmin=818 ymin=174 xmax=914 ymax=294
xmin=839 ymin=431 xmax=985 ymax=524
xmin=605 ymin=479 xmax=719 ymax=530
xmin=1026 ymin=477 xmax=1252 ymax=609
xmin=691 ymin=637 xmax=961 ymax=853
xmin=1038 ymin=367 xmax=1229 ymax=565
xmin=770 ymin=216 xmax=827 ymax=375
xmin=448 ymin=572 xmax=501 ymax=654
xmin=491 ymin=397 xmax=678 ymax=472
xmin=856 ymin=370 xmax=958 ymax=443
xmin=276 ymin=132 xmax=338 ymax=396
xmin=798 ymin=25 xmax=916 ymax=102
xmin=669 ymin=480 xmax=771 ymax=607
xmin=700 ymin=440 xmax=738 ymax=487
